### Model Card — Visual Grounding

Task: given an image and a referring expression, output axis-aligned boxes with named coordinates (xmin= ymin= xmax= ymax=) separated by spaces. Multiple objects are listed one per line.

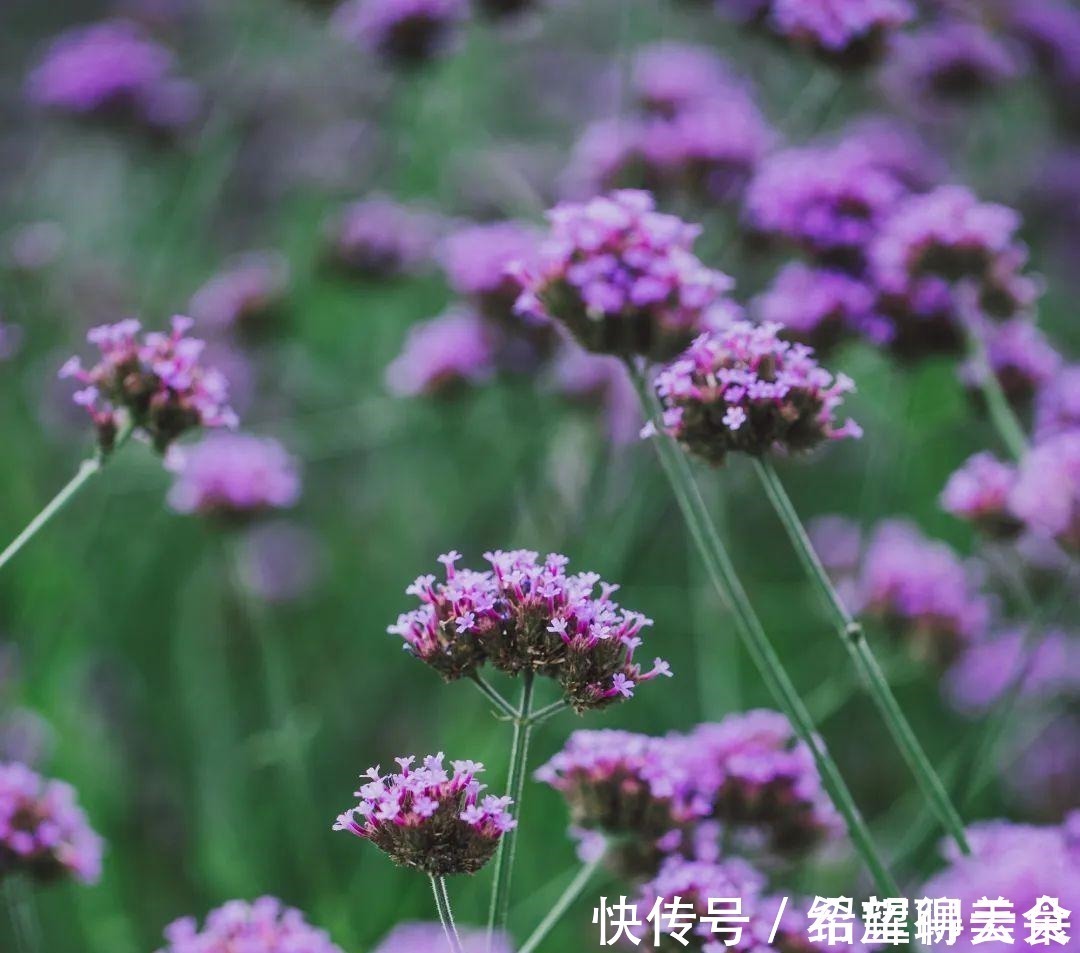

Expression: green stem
xmin=3 ymin=877 xmax=41 ymax=953
xmin=965 ymin=325 xmax=1028 ymax=461
xmin=470 ymin=674 xmax=519 ymax=721
xmin=627 ymin=364 xmax=899 ymax=896
xmin=431 ymin=875 xmax=464 ymax=953
xmin=526 ymin=699 xmax=569 ymax=728
xmin=752 ymin=458 xmax=971 ymax=857
xmin=518 ymin=851 xmax=605 ymax=953
xmin=487 ymin=673 xmax=535 ymax=945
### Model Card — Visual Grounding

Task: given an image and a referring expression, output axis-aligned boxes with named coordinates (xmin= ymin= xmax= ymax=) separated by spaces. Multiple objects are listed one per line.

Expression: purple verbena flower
xmin=835 ymin=115 xmax=944 ymax=190
xmin=332 ymin=0 xmax=468 ymax=68
xmin=1035 ymin=365 xmax=1080 ymax=442
xmin=940 ymin=451 xmax=1021 ymax=538
xmin=188 ymin=252 xmax=291 ymax=333
xmin=438 ymin=221 xmax=540 ymax=320
xmin=333 ymin=754 xmax=513 ymax=875
xmin=373 ymin=922 xmax=513 ymax=953
xmin=769 ymin=0 xmax=914 ymax=68
xmin=653 ymin=321 xmax=861 ymax=466
xmin=157 ymin=897 xmax=344 ymax=953
xmin=59 ymin=316 xmax=237 ymax=453
xmin=0 ymin=762 xmax=103 ymax=886
xmin=1009 ymin=430 xmax=1080 ymax=551
xmin=631 ymin=42 xmax=736 ymax=117
xmin=1006 ymin=715 xmax=1080 ymax=821
xmin=959 ymin=319 xmax=1061 ymax=406
xmin=165 ymin=434 xmax=301 ymax=519
xmin=323 ymin=196 xmax=440 ymax=279
xmin=385 ymin=309 xmax=497 ymax=397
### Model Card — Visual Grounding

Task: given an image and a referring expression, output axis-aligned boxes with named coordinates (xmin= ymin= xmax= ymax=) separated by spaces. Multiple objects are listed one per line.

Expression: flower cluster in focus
xmin=157 ymin=897 xmax=345 ymax=953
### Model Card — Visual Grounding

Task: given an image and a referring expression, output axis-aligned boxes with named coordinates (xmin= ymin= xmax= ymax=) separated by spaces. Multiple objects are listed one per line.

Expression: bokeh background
xmin=0 ymin=1 xmax=1077 ymax=951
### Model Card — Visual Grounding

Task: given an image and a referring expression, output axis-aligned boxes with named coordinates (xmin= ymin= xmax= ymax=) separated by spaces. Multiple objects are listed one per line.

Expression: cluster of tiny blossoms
xmin=0 ymin=762 xmax=103 ymax=885
xmin=157 ymin=897 xmax=345 ymax=953
xmin=333 ymin=754 xmax=514 ymax=876
xmin=388 ymin=550 xmax=671 ymax=712
xmin=514 ymin=190 xmax=736 ymax=360
xmin=60 ymin=316 xmax=237 ymax=454
xmin=652 ymin=321 xmax=861 ymax=466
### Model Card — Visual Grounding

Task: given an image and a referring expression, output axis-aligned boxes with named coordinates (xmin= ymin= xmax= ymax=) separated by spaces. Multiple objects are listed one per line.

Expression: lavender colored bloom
xmin=940 ymin=451 xmax=1021 ymax=537
xmin=333 ymin=0 xmax=468 ymax=68
xmin=188 ymin=252 xmax=291 ymax=333
xmin=919 ymin=819 xmax=1080 ymax=953
xmin=323 ymin=196 xmax=439 ymax=279
xmin=835 ymin=115 xmax=944 ymax=191
xmin=5 ymin=221 xmax=66 ymax=273
xmin=807 ymin=514 xmax=862 ymax=576
xmin=945 ymin=628 xmax=1080 ymax=716
xmin=59 ymin=316 xmax=237 ymax=453
xmin=236 ymin=521 xmax=325 ymax=604
xmin=0 ymin=763 xmax=103 ymax=885
xmin=874 ymin=274 xmax=964 ymax=362
xmin=438 ymin=221 xmax=540 ymax=320
xmin=166 ymin=434 xmax=301 ymax=518
xmin=26 ymin=20 xmax=198 ymax=132
xmin=373 ymin=922 xmax=513 ymax=953
xmin=157 ymin=897 xmax=344 ymax=953
xmin=631 ymin=42 xmax=736 ymax=116
xmin=385 ymin=309 xmax=497 ymax=397
xmin=388 ymin=550 xmax=670 ymax=711
xmin=769 ymin=0 xmax=913 ymax=68
xmin=653 ymin=321 xmax=861 ymax=467
xmin=334 ymin=753 xmax=514 ymax=875
xmin=857 ymin=519 xmax=991 ymax=663
xmin=548 ymin=345 xmax=643 ymax=445
xmin=515 ymin=191 xmax=735 ymax=359
xmin=1008 ymin=0 xmax=1080 ymax=129
xmin=1007 ymin=715 xmax=1080 ymax=820
xmin=959 ymin=319 xmax=1061 ymax=406
xmin=1009 ymin=430 xmax=1080 ymax=551
xmin=1035 ymin=365 xmax=1080 ymax=441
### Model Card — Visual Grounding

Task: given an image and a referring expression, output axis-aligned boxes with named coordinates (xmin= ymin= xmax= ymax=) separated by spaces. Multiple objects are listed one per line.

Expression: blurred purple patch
xmin=159 ymin=897 xmax=344 ymax=953
xmin=438 ymin=220 xmax=540 ymax=320
xmin=939 ymin=451 xmax=1021 ymax=538
xmin=959 ymin=318 xmax=1061 ymax=406
xmin=188 ymin=252 xmax=291 ymax=334
xmin=1007 ymin=715 xmax=1080 ymax=820
xmin=1035 ymin=364 xmax=1080 ymax=441
xmin=385 ymin=309 xmax=497 ymax=397
xmin=333 ymin=0 xmax=468 ymax=68
xmin=769 ymin=0 xmax=913 ymax=68
xmin=236 ymin=520 xmax=325 ymax=604
xmin=373 ymin=923 xmax=513 ymax=953
xmin=548 ymin=345 xmax=642 ymax=445
xmin=1009 ymin=430 xmax=1080 ymax=551
xmin=323 ymin=196 xmax=440 ymax=279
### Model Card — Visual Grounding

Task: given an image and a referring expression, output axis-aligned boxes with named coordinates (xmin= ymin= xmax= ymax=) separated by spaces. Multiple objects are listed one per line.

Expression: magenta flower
xmin=334 ymin=754 xmax=514 ymax=875
xmin=653 ymin=321 xmax=861 ymax=466
xmin=959 ymin=318 xmax=1061 ymax=406
xmin=1009 ymin=430 xmax=1080 ymax=551
xmin=1035 ymin=365 xmax=1080 ymax=441
xmin=769 ymin=0 xmax=913 ymax=67
xmin=631 ymin=42 xmax=737 ymax=117
xmin=323 ymin=196 xmax=440 ymax=279
xmin=188 ymin=252 xmax=291 ymax=333
xmin=514 ymin=190 xmax=736 ymax=359
xmin=157 ymin=897 xmax=344 ymax=953
xmin=388 ymin=550 xmax=671 ymax=711
xmin=373 ymin=922 xmax=513 ymax=953
xmin=166 ymin=434 xmax=301 ymax=519
xmin=438 ymin=221 xmax=540 ymax=320
xmin=0 ymin=762 xmax=103 ymax=885
xmin=59 ymin=316 xmax=237 ymax=453
xmin=385 ymin=309 xmax=497 ymax=397
xmin=333 ymin=0 xmax=468 ymax=67
xmin=940 ymin=451 xmax=1021 ymax=537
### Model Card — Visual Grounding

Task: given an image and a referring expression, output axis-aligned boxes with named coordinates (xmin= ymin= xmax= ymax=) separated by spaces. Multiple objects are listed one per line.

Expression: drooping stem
xmin=486 ymin=673 xmax=535 ymax=945
xmin=626 ymin=363 xmax=899 ymax=896
xmin=431 ymin=875 xmax=465 ymax=953
xmin=3 ymin=877 xmax=41 ymax=953
xmin=470 ymin=674 xmax=519 ymax=721
xmin=752 ymin=457 xmax=971 ymax=856
xmin=518 ymin=850 xmax=606 ymax=953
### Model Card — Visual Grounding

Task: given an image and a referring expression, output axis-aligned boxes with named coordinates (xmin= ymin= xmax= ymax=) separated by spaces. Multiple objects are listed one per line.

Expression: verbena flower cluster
xmin=388 ymin=550 xmax=671 ymax=711
xmin=157 ymin=897 xmax=345 ymax=953
xmin=768 ymin=0 xmax=913 ymax=68
xmin=59 ymin=316 xmax=237 ymax=453
xmin=438 ymin=221 xmax=540 ymax=321
xmin=188 ymin=251 xmax=291 ymax=334
xmin=652 ymin=320 xmax=861 ymax=466
xmin=323 ymin=196 xmax=440 ymax=279
xmin=333 ymin=0 xmax=467 ymax=68
xmin=384 ymin=309 xmax=497 ymax=397
xmin=333 ymin=753 xmax=515 ymax=876
xmin=0 ymin=762 xmax=103 ymax=885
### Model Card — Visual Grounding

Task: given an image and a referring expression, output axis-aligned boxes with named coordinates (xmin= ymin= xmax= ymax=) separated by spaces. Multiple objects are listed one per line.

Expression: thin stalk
xmin=964 ymin=325 xmax=1028 ymax=461
xmin=752 ymin=458 xmax=971 ymax=856
xmin=627 ymin=364 xmax=899 ymax=896
xmin=470 ymin=674 xmax=519 ymax=721
xmin=487 ymin=674 xmax=535 ymax=945
xmin=526 ymin=699 xmax=569 ymax=728
xmin=431 ymin=875 xmax=465 ymax=953
xmin=0 ymin=423 xmax=133 ymax=574
xmin=518 ymin=851 xmax=606 ymax=953
xmin=3 ymin=877 xmax=41 ymax=953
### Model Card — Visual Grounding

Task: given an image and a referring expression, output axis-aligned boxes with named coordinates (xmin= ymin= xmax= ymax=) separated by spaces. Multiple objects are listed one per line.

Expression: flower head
xmin=188 ymin=252 xmax=291 ymax=333
xmin=1009 ymin=430 xmax=1080 ymax=551
xmin=1035 ymin=365 xmax=1080 ymax=441
xmin=514 ymin=190 xmax=735 ymax=360
xmin=59 ymin=316 xmax=237 ymax=453
xmin=323 ymin=196 xmax=439 ymax=279
xmin=373 ymin=922 xmax=513 ymax=953
xmin=333 ymin=0 xmax=468 ymax=67
xmin=960 ymin=319 xmax=1061 ymax=406
xmin=653 ymin=321 xmax=861 ymax=466
xmin=333 ymin=754 xmax=513 ymax=875
xmin=438 ymin=221 xmax=540 ymax=320
xmin=166 ymin=434 xmax=301 ymax=519
xmin=0 ymin=762 xmax=103 ymax=885
xmin=388 ymin=550 xmax=670 ymax=711
xmin=631 ymin=42 xmax=736 ymax=117
xmin=385 ymin=309 xmax=497 ymax=397
xmin=769 ymin=0 xmax=913 ymax=68
xmin=157 ymin=897 xmax=344 ymax=953
xmin=940 ymin=451 xmax=1021 ymax=538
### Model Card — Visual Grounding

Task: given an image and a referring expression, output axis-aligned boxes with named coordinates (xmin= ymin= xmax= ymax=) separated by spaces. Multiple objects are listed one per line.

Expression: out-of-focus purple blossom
xmin=59 ymin=316 xmax=237 ymax=453
xmin=26 ymin=20 xmax=198 ymax=133
xmin=5 ymin=222 xmax=65 ymax=273
xmin=157 ymin=897 xmax=344 ymax=953
xmin=166 ymin=434 xmax=301 ymax=519
xmin=631 ymin=42 xmax=735 ymax=116
xmin=323 ymin=196 xmax=440 ymax=279
xmin=857 ymin=519 xmax=991 ymax=663
xmin=235 ymin=521 xmax=325 ymax=604
xmin=1008 ymin=0 xmax=1080 ymax=130
xmin=0 ymin=762 xmax=103 ymax=885
xmin=919 ymin=818 xmax=1080 ymax=953
xmin=769 ymin=0 xmax=913 ymax=67
xmin=515 ymin=191 xmax=736 ymax=359
xmin=385 ymin=309 xmax=497 ymax=398
xmin=835 ymin=115 xmax=944 ymax=190
xmin=959 ymin=319 xmax=1062 ymax=406
xmin=874 ymin=274 xmax=963 ymax=361
xmin=548 ymin=345 xmax=643 ymax=445
xmin=940 ymin=451 xmax=1021 ymax=537
xmin=0 ymin=321 xmax=24 ymax=363
xmin=188 ymin=252 xmax=291 ymax=333
xmin=438 ymin=221 xmax=540 ymax=319
xmin=1035 ymin=365 xmax=1080 ymax=442
xmin=373 ymin=922 xmax=513 ymax=953
xmin=1007 ymin=715 xmax=1080 ymax=820
xmin=332 ymin=0 xmax=468 ymax=68
xmin=0 ymin=710 xmax=54 ymax=770
xmin=388 ymin=550 xmax=670 ymax=711
xmin=653 ymin=321 xmax=861 ymax=466
xmin=333 ymin=753 xmax=514 ymax=875
xmin=560 ymin=119 xmax=648 ymax=199
xmin=807 ymin=514 xmax=862 ymax=576
xmin=1009 ymin=430 xmax=1080 ymax=551
xmin=945 ymin=628 xmax=1080 ymax=716
xmin=755 ymin=263 xmax=888 ymax=352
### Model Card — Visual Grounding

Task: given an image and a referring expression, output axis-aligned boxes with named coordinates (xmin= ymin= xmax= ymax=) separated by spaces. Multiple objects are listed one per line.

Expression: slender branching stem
xmin=626 ymin=362 xmax=899 ymax=895
xmin=526 ymin=699 xmax=569 ymax=728
xmin=470 ymin=674 xmax=520 ymax=721
xmin=518 ymin=850 xmax=606 ymax=953
xmin=752 ymin=458 xmax=971 ymax=856
xmin=431 ymin=875 xmax=465 ymax=953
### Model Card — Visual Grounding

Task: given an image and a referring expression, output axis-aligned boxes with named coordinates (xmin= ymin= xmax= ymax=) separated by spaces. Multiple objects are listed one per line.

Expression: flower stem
xmin=526 ymin=698 xmax=569 ymax=728
xmin=518 ymin=851 xmax=605 ymax=953
xmin=964 ymin=325 xmax=1028 ymax=461
xmin=487 ymin=673 xmax=535 ymax=946
xmin=431 ymin=875 xmax=465 ymax=953
xmin=627 ymin=363 xmax=899 ymax=896
xmin=0 ymin=422 xmax=134 ymax=574
xmin=470 ymin=674 xmax=519 ymax=721
xmin=3 ymin=877 xmax=41 ymax=953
